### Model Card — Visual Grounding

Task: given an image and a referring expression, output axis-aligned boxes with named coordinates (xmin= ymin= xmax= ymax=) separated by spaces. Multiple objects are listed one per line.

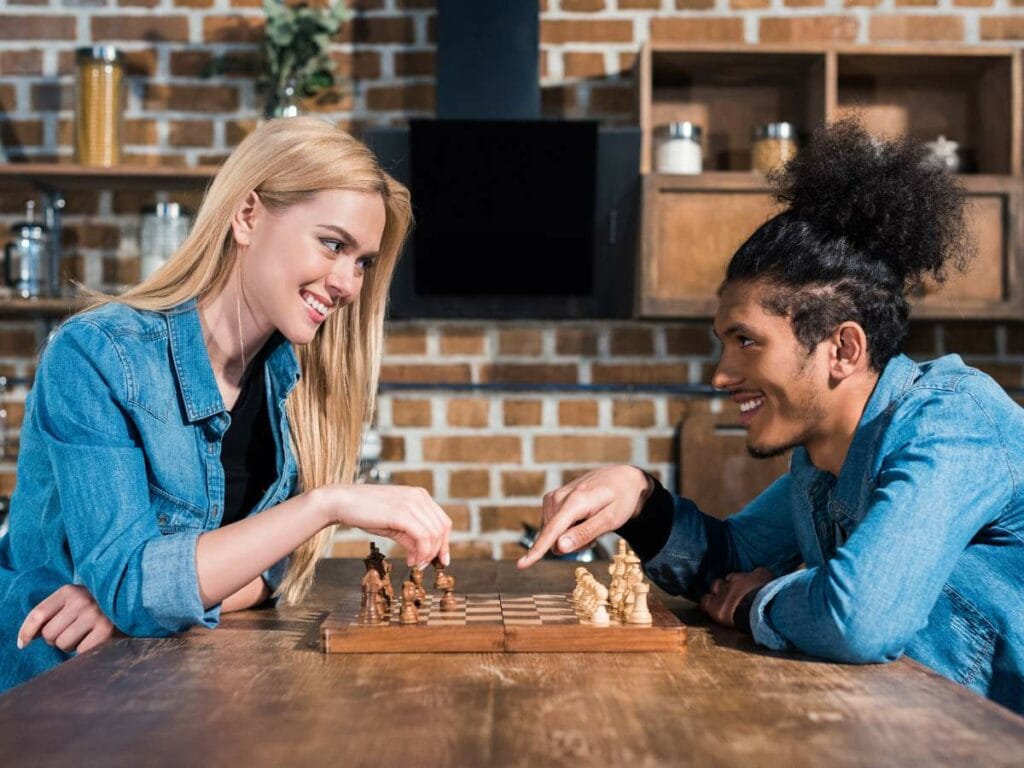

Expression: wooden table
xmin=1 ymin=559 xmax=1022 ymax=767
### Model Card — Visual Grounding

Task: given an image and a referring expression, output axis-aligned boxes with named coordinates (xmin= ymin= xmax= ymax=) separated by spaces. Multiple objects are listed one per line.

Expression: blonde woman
xmin=1 ymin=118 xmax=451 ymax=690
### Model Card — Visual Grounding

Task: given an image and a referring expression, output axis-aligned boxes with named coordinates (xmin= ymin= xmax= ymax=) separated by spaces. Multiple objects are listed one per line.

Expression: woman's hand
xmin=319 ymin=484 xmax=452 ymax=567
xmin=517 ymin=465 xmax=653 ymax=569
xmin=18 ymin=585 xmax=118 ymax=654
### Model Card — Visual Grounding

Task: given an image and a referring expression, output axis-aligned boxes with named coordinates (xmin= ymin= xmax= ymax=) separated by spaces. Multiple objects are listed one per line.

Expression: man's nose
xmin=711 ymin=352 xmax=740 ymax=390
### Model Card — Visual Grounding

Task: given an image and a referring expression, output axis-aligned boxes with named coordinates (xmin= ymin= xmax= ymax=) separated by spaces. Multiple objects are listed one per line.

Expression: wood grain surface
xmin=1 ymin=559 xmax=1022 ymax=768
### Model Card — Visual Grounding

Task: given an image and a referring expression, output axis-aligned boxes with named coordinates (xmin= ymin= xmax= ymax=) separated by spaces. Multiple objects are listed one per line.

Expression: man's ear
xmin=830 ymin=322 xmax=869 ymax=381
xmin=230 ymin=191 xmax=261 ymax=247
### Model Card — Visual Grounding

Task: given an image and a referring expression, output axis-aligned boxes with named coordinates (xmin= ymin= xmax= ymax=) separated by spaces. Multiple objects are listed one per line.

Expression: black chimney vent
xmin=436 ymin=0 xmax=540 ymax=120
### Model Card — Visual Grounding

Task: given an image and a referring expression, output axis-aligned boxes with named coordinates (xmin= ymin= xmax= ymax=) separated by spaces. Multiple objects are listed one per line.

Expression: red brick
xmin=31 ymin=83 xmax=72 ymax=111
xmin=389 ymin=469 xmax=434 ymax=495
xmin=732 ymin=0 xmax=770 ymax=7
xmin=393 ymin=50 xmax=435 ymax=77
xmin=380 ymin=435 xmax=405 ymax=461
xmin=650 ymin=17 xmax=744 ymax=44
xmin=479 ymin=364 xmax=577 ymax=384
xmin=619 ymin=0 xmax=660 ymax=6
xmin=870 ymin=15 xmax=963 ymax=42
xmin=447 ymin=398 xmax=490 ymax=428
xmin=58 ymin=48 xmax=156 ymax=77
xmin=91 ymin=15 xmax=189 ymax=41
xmin=365 ymin=83 xmax=435 ymax=111
xmin=226 ymin=119 xmax=258 ymax=147
xmin=203 ymin=15 xmax=264 ymax=43
xmin=504 ymin=400 xmax=542 ymax=427
xmin=562 ymin=0 xmax=605 ymax=9
xmin=980 ymin=17 xmax=1024 ymax=40
xmin=176 ymin=0 xmax=214 ymax=7
xmin=541 ymin=19 xmax=633 ymax=44
xmin=610 ymin=327 xmax=654 ymax=356
xmin=449 ymin=541 xmax=494 ymax=559
xmin=648 ymin=436 xmax=675 ymax=463
xmin=379 ymin=364 xmax=471 ymax=384
xmin=564 ymin=52 xmax=606 ymax=79
xmin=331 ymin=50 xmax=383 ymax=79
xmin=953 ymin=0 xmax=991 ymax=5
xmin=0 ymin=120 xmax=42 ymax=147
xmin=0 ymin=15 xmax=75 ymax=39
xmin=591 ymin=363 xmax=687 ymax=385
xmin=444 ymin=504 xmax=471 ymax=532
xmin=677 ymin=0 xmax=715 ymax=8
xmin=391 ymin=398 xmax=432 ymax=427
xmin=0 ymin=329 xmax=37 ymax=356
xmin=423 ymin=437 xmax=521 ymax=463
xmin=449 ymin=469 xmax=489 ymax=498
xmin=124 ymin=119 xmax=158 ymax=145
xmin=761 ymin=16 xmax=859 ymax=43
xmin=498 ymin=329 xmax=543 ymax=356
xmin=613 ymin=400 xmax=656 ymax=427
xmin=0 ymin=50 xmax=42 ymax=75
xmin=556 ymin=327 xmax=598 ymax=356
xmin=844 ymin=0 xmax=879 ymax=5
xmin=894 ymin=0 xmax=936 ymax=4
xmin=784 ymin=0 xmax=824 ymax=5
xmin=502 ymin=471 xmax=547 ymax=497
xmin=168 ymin=120 xmax=213 ymax=148
xmin=666 ymin=325 xmax=714 ymax=356
xmin=440 ymin=326 xmax=485 ymax=355
xmin=340 ymin=16 xmax=415 ymax=44
xmin=143 ymin=84 xmax=239 ymax=112
xmin=120 ymin=0 xmax=161 ymax=7
xmin=558 ymin=400 xmax=599 ymax=427
xmin=480 ymin=505 xmax=541 ymax=532
xmin=384 ymin=326 xmax=427 ymax=355
xmin=534 ymin=436 xmax=633 ymax=463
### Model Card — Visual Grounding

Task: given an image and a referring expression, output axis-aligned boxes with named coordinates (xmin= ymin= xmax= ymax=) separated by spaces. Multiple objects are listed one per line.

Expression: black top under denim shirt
xmin=616 ymin=473 xmax=756 ymax=634
xmin=220 ymin=353 xmax=276 ymax=528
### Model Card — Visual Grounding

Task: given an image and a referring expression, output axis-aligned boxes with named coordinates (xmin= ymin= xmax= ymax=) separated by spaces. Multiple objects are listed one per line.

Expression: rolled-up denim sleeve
xmin=625 ymin=473 xmax=802 ymax=602
xmin=34 ymin=320 xmax=219 ymax=636
xmin=751 ymin=393 xmax=1008 ymax=663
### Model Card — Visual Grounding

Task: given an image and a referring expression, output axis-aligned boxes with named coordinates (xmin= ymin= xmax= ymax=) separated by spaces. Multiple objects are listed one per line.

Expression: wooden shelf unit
xmin=637 ymin=44 xmax=1024 ymax=319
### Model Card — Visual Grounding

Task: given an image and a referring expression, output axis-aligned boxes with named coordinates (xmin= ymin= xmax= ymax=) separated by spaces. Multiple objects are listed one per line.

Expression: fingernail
xmin=16 ymin=638 xmax=23 ymax=650
xmin=517 ymin=556 xmax=526 ymax=567
xmin=558 ymin=536 xmax=572 ymax=551
xmin=443 ymin=552 xmax=450 ymax=567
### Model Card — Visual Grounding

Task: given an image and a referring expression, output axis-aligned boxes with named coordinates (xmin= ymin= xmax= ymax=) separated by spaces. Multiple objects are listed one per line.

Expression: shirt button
xmin=157 ymin=514 xmax=168 ymax=526
xmin=212 ymin=505 xmax=219 ymax=516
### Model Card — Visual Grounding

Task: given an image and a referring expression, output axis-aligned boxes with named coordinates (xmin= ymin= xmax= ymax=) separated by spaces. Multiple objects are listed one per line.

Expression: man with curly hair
xmin=519 ymin=120 xmax=1024 ymax=715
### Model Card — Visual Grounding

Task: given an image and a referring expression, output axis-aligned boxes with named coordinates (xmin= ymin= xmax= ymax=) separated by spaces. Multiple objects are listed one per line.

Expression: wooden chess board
xmin=320 ymin=592 xmax=687 ymax=653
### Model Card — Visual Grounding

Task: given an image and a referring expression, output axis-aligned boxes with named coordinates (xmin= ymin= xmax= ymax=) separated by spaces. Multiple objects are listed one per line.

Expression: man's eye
xmin=738 ymin=336 xmax=755 ymax=348
xmin=320 ymin=238 xmax=343 ymax=254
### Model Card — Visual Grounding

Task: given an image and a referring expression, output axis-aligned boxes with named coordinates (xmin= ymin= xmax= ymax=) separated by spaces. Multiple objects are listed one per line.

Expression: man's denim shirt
xmin=0 ymin=299 xmax=301 ymax=690
xmin=637 ymin=354 xmax=1024 ymax=713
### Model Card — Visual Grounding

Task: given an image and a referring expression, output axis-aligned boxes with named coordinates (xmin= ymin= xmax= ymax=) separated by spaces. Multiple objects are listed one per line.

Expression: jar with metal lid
xmin=751 ymin=122 xmax=797 ymax=174
xmin=656 ymin=122 xmax=703 ymax=175
xmin=3 ymin=202 xmax=52 ymax=299
xmin=75 ymin=46 xmax=125 ymax=167
xmin=139 ymin=203 xmax=192 ymax=280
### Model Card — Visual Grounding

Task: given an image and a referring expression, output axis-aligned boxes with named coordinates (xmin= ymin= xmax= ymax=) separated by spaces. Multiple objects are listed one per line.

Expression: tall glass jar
xmin=75 ymin=46 xmax=124 ymax=167
xmin=139 ymin=203 xmax=192 ymax=280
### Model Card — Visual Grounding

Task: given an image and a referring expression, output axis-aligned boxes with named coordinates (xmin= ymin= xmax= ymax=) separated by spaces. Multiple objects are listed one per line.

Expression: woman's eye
xmin=320 ymin=238 xmax=344 ymax=254
xmin=356 ymin=256 xmax=375 ymax=271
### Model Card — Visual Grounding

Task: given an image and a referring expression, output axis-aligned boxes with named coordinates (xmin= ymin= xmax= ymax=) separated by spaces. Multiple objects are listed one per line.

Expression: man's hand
xmin=18 ymin=584 xmax=119 ymax=654
xmin=699 ymin=567 xmax=774 ymax=628
xmin=517 ymin=465 xmax=653 ymax=569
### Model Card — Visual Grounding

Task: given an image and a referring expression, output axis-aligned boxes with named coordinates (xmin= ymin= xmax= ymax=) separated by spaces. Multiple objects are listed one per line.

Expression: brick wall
xmin=2 ymin=0 xmax=1024 ymax=557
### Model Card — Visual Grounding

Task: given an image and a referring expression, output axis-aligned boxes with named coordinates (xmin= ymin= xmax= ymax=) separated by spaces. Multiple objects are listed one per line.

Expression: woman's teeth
xmin=739 ymin=397 xmax=764 ymax=413
xmin=302 ymin=292 xmax=329 ymax=315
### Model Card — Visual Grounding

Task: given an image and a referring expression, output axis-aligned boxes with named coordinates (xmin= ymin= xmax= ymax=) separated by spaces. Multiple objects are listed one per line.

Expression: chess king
xmin=519 ymin=120 xmax=1024 ymax=716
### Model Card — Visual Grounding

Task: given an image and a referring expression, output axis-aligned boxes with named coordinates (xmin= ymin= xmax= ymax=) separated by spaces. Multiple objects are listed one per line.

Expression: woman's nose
xmin=326 ymin=261 xmax=359 ymax=304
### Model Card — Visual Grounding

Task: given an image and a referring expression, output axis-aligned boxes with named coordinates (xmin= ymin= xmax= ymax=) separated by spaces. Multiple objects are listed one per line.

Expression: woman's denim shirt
xmin=644 ymin=354 xmax=1024 ymax=713
xmin=0 ymin=299 xmax=301 ymax=690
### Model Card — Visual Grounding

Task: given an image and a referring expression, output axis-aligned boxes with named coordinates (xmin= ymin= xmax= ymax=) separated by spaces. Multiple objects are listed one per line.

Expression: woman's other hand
xmin=318 ymin=484 xmax=452 ymax=567
xmin=18 ymin=584 xmax=118 ymax=654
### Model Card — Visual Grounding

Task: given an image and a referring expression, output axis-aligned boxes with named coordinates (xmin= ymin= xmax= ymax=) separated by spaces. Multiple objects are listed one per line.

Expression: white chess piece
xmin=590 ymin=581 xmax=611 ymax=626
xmin=627 ymin=582 xmax=653 ymax=625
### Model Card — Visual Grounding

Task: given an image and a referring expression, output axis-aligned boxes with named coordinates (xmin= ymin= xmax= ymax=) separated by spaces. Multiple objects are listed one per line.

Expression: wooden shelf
xmin=0 ymin=297 xmax=85 ymax=318
xmin=0 ymin=163 xmax=217 ymax=190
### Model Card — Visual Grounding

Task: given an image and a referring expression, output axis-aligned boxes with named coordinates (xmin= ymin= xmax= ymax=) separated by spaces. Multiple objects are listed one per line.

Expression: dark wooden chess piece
xmin=359 ymin=569 xmax=383 ymax=624
xmin=400 ymin=580 xmax=419 ymax=625
xmin=438 ymin=573 xmax=457 ymax=612
xmin=431 ymin=555 xmax=447 ymax=589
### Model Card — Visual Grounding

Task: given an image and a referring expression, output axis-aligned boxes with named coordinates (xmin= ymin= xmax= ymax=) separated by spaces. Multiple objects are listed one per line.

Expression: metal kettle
xmin=3 ymin=201 xmax=52 ymax=299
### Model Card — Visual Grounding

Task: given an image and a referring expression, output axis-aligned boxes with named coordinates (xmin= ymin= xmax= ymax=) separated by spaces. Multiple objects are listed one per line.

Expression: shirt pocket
xmin=149 ymin=484 xmax=207 ymax=534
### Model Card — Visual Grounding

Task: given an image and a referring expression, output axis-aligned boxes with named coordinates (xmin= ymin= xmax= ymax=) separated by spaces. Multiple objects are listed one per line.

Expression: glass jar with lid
xmin=751 ymin=122 xmax=797 ymax=174
xmin=75 ymin=46 xmax=125 ymax=167
xmin=139 ymin=203 xmax=192 ymax=280
xmin=656 ymin=122 xmax=703 ymax=175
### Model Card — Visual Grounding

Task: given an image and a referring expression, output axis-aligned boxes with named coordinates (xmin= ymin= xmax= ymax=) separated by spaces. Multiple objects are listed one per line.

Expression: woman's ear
xmin=830 ymin=321 xmax=869 ymax=380
xmin=230 ymin=191 xmax=261 ymax=247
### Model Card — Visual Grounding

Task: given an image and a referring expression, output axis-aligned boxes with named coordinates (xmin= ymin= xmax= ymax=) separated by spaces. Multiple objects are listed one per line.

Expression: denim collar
xmin=790 ymin=353 xmax=919 ymax=499
xmin=166 ymin=297 xmax=301 ymax=423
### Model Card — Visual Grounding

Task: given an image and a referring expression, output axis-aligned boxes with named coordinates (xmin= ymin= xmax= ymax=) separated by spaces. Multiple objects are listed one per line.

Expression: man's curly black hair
xmin=723 ymin=118 xmax=973 ymax=371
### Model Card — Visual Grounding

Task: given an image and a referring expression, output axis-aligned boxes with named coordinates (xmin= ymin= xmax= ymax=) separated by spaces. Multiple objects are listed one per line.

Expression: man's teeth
xmin=302 ymin=293 xmax=329 ymax=315
xmin=739 ymin=398 xmax=764 ymax=413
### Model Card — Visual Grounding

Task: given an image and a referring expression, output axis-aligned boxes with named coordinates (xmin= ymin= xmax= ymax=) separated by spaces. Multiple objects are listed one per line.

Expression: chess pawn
xmin=616 ymin=539 xmax=628 ymax=558
xmin=409 ymin=567 xmax=426 ymax=605
xmin=439 ymin=574 xmax=457 ymax=612
xmin=359 ymin=571 xmax=382 ymax=624
xmin=400 ymin=580 xmax=419 ymax=625
xmin=627 ymin=582 xmax=653 ymax=625
xmin=432 ymin=555 xmax=447 ymax=589
xmin=590 ymin=582 xmax=611 ymax=626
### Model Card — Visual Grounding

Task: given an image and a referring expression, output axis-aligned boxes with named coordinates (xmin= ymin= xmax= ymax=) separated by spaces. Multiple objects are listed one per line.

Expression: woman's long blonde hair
xmin=85 ymin=117 xmax=412 ymax=604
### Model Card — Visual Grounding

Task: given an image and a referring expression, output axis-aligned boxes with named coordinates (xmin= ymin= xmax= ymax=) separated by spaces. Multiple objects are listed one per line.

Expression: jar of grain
xmin=74 ymin=46 xmax=124 ymax=167
xmin=751 ymin=122 xmax=797 ymax=174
